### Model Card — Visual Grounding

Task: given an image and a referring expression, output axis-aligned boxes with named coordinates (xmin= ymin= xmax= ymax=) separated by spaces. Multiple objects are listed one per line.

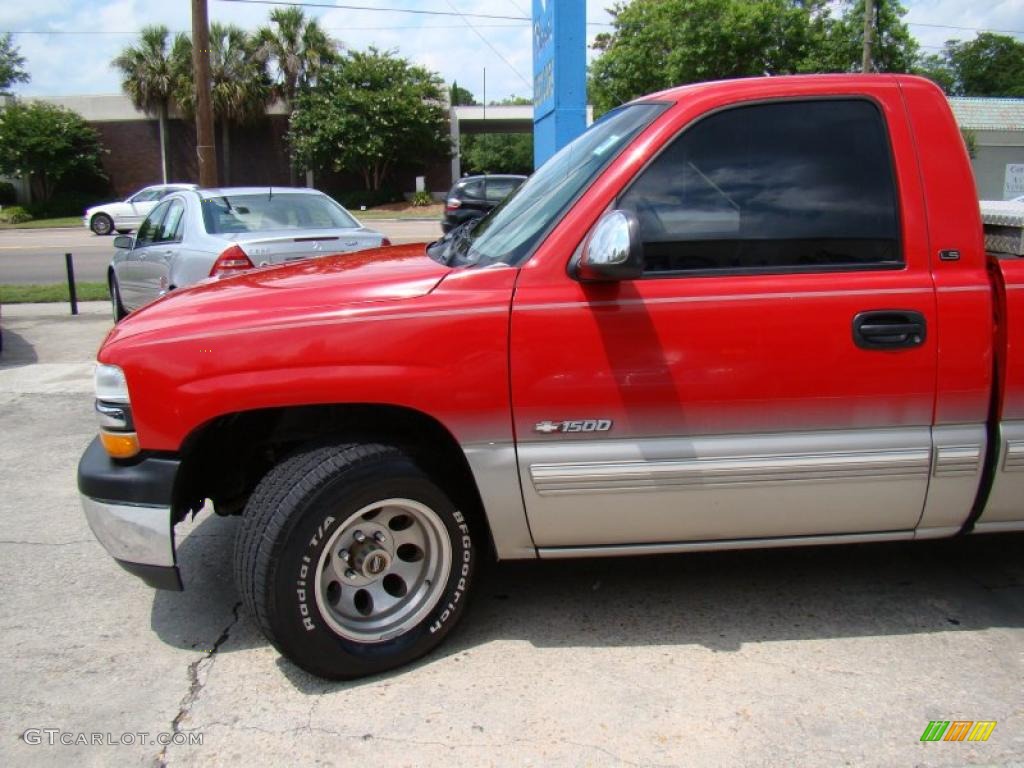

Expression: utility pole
xmin=861 ymin=0 xmax=875 ymax=73
xmin=191 ymin=0 xmax=218 ymax=187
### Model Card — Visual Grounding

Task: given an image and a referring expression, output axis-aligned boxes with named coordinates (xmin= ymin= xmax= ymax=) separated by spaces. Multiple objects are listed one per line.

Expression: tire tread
xmin=234 ymin=442 xmax=403 ymax=653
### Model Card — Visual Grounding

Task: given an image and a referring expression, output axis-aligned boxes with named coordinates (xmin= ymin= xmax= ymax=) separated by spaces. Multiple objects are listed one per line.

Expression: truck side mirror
xmin=575 ymin=209 xmax=644 ymax=282
xmin=113 ymin=235 xmax=134 ymax=250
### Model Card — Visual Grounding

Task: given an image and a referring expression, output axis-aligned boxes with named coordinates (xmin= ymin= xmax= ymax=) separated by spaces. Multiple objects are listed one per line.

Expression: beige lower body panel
xmin=521 ymin=427 xmax=935 ymax=547
xmin=975 ymin=420 xmax=1024 ymax=526
xmin=462 ymin=441 xmax=537 ymax=559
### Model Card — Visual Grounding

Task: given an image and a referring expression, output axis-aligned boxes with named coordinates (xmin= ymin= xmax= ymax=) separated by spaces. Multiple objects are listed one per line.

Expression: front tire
xmin=109 ymin=274 xmax=127 ymax=322
xmin=90 ymin=213 xmax=113 ymax=236
xmin=235 ymin=443 xmax=475 ymax=680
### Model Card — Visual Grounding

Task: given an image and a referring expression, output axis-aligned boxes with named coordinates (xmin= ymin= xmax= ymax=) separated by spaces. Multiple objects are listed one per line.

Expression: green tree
xmin=290 ymin=48 xmax=450 ymax=191
xmin=174 ymin=25 xmax=272 ymax=184
xmin=460 ymin=97 xmax=534 ymax=175
xmin=461 ymin=133 xmax=533 ymax=175
xmin=0 ymin=33 xmax=29 ymax=94
xmin=113 ymin=25 xmax=190 ymax=184
xmin=0 ymin=102 xmax=106 ymax=202
xmin=914 ymin=51 xmax=956 ymax=93
xmin=257 ymin=6 xmax=338 ymax=183
xmin=450 ymin=81 xmax=476 ymax=106
xmin=588 ymin=0 xmax=921 ymax=114
xmin=589 ymin=0 xmax=832 ymax=115
xmin=934 ymin=33 xmax=1024 ymax=97
xmin=816 ymin=0 xmax=918 ymax=73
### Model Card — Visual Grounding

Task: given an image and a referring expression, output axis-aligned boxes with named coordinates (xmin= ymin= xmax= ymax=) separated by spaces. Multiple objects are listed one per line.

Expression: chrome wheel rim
xmin=93 ymin=216 xmax=110 ymax=235
xmin=314 ymin=498 xmax=452 ymax=642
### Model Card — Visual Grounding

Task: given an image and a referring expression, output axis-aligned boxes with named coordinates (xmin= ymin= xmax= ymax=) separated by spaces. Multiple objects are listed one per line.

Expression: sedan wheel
xmin=90 ymin=214 xmax=113 ymax=236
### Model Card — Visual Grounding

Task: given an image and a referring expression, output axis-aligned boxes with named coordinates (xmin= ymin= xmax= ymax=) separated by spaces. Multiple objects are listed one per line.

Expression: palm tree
xmin=175 ymin=25 xmax=272 ymax=185
xmin=113 ymin=25 xmax=189 ymax=183
xmin=256 ymin=7 xmax=338 ymax=182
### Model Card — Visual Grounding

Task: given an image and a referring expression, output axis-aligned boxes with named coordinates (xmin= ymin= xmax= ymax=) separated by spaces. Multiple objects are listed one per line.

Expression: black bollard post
xmin=65 ymin=252 xmax=78 ymax=316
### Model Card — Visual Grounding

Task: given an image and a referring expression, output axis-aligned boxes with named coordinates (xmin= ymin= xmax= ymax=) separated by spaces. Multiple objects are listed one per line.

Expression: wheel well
xmin=172 ymin=404 xmax=496 ymax=556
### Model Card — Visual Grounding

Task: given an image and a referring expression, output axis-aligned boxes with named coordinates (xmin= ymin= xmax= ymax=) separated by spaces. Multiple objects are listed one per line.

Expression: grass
xmin=0 ymin=282 xmax=109 ymax=303
xmin=0 ymin=216 xmax=82 ymax=230
xmin=356 ymin=203 xmax=443 ymax=220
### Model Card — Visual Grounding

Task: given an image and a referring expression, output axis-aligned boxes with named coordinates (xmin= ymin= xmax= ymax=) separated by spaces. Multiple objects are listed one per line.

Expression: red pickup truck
xmin=79 ymin=74 xmax=1024 ymax=679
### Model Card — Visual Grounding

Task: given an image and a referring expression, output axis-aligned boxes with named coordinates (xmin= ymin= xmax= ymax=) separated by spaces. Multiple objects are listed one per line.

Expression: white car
xmin=84 ymin=183 xmax=198 ymax=236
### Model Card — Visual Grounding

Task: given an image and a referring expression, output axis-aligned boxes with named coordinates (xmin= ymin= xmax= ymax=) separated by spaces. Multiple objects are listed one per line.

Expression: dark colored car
xmin=441 ymin=174 xmax=526 ymax=232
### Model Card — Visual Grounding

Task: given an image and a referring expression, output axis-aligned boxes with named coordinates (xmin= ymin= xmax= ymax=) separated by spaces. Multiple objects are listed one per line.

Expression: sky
xmin=4 ymin=0 xmax=1024 ymax=103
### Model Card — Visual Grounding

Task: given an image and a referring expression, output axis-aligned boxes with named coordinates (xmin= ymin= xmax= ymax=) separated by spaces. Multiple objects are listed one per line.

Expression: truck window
xmin=620 ymin=99 xmax=902 ymax=275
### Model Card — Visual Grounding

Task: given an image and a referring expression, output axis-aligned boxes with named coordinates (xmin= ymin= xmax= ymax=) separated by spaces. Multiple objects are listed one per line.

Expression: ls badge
xmin=534 ymin=419 xmax=612 ymax=434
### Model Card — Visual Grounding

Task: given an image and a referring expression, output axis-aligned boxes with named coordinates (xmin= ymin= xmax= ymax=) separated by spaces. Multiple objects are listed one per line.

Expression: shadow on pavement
xmin=150 ymin=511 xmax=1024 ymax=690
xmin=0 ymin=328 xmax=38 ymax=368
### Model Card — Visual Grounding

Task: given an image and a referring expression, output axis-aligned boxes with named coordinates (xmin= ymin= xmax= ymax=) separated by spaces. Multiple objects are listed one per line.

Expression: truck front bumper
xmin=77 ymin=436 xmax=183 ymax=591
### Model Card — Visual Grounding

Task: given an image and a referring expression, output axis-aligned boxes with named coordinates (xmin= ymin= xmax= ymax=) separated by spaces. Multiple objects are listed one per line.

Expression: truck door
xmin=511 ymin=96 xmax=938 ymax=549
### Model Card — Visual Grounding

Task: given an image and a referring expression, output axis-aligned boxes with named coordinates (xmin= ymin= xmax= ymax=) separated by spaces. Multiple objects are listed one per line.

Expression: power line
xmin=214 ymin=0 xmax=612 ymax=26
xmin=216 ymin=0 xmax=526 ymax=21
xmin=507 ymin=0 xmax=530 ymax=18
xmin=908 ymin=21 xmax=1024 ymax=36
xmin=444 ymin=0 xmax=531 ymax=89
xmin=2 ymin=23 xmax=529 ymax=35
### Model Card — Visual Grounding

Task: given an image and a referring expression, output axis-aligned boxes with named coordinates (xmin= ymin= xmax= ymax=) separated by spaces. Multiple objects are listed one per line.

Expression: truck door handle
xmin=852 ymin=310 xmax=926 ymax=349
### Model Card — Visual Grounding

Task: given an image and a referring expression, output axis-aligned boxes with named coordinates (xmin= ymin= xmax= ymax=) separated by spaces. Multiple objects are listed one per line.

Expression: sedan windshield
xmin=429 ymin=102 xmax=666 ymax=267
xmin=201 ymin=193 xmax=359 ymax=234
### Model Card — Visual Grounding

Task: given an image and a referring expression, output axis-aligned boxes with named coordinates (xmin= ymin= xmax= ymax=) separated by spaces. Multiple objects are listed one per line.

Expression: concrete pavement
xmin=0 ymin=303 xmax=1022 ymax=767
xmin=0 ymin=220 xmax=443 ymax=284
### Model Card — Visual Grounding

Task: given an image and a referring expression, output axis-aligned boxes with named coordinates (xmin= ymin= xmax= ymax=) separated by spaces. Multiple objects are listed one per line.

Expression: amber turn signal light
xmin=100 ymin=430 xmax=140 ymax=459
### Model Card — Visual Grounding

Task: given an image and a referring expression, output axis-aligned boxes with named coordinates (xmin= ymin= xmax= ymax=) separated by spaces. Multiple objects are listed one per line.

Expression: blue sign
xmin=532 ymin=0 xmax=586 ymax=167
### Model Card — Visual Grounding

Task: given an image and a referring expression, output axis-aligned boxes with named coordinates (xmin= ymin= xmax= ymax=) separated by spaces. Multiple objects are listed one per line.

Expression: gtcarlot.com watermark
xmin=22 ymin=729 xmax=203 ymax=747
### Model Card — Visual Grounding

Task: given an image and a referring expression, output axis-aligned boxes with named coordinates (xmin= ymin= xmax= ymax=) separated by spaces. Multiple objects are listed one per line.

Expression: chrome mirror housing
xmin=576 ymin=209 xmax=643 ymax=282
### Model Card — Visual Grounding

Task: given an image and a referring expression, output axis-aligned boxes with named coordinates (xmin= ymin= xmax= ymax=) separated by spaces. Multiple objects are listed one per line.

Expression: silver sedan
xmin=109 ymin=187 xmax=389 ymax=319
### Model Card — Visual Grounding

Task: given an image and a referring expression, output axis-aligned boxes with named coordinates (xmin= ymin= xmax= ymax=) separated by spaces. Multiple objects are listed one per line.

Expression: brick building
xmin=27 ymin=93 xmax=450 ymax=202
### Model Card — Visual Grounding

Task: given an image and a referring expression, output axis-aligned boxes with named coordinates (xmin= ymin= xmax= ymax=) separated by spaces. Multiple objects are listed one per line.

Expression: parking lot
xmin=0 ymin=219 xmax=443 ymax=284
xmin=0 ymin=300 xmax=1022 ymax=767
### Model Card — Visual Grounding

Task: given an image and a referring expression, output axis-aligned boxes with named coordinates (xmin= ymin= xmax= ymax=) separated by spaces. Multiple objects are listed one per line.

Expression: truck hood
xmin=104 ymin=243 xmax=449 ymax=345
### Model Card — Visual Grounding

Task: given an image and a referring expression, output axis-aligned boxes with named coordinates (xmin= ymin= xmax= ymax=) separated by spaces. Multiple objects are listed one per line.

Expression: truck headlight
xmin=94 ymin=364 xmax=130 ymax=403
xmin=94 ymin=364 xmax=139 ymax=458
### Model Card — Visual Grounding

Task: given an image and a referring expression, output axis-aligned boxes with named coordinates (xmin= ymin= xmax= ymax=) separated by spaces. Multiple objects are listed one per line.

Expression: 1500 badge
xmin=534 ymin=419 xmax=613 ymax=434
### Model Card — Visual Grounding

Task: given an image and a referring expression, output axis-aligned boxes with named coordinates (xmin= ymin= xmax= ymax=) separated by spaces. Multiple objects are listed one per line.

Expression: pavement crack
xmin=154 ymin=601 xmax=242 ymax=768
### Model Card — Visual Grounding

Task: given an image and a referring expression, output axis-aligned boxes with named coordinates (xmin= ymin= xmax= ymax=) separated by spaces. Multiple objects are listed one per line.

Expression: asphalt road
xmin=1 ymin=304 xmax=1023 ymax=767
xmin=0 ymin=220 xmax=443 ymax=284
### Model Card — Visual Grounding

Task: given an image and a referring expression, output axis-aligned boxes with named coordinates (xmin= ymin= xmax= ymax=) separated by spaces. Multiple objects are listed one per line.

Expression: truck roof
xmin=636 ymin=72 xmax=931 ymax=105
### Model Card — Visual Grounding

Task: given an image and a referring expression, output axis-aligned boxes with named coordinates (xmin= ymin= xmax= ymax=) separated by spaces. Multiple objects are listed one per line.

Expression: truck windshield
xmin=429 ymin=102 xmax=666 ymax=268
